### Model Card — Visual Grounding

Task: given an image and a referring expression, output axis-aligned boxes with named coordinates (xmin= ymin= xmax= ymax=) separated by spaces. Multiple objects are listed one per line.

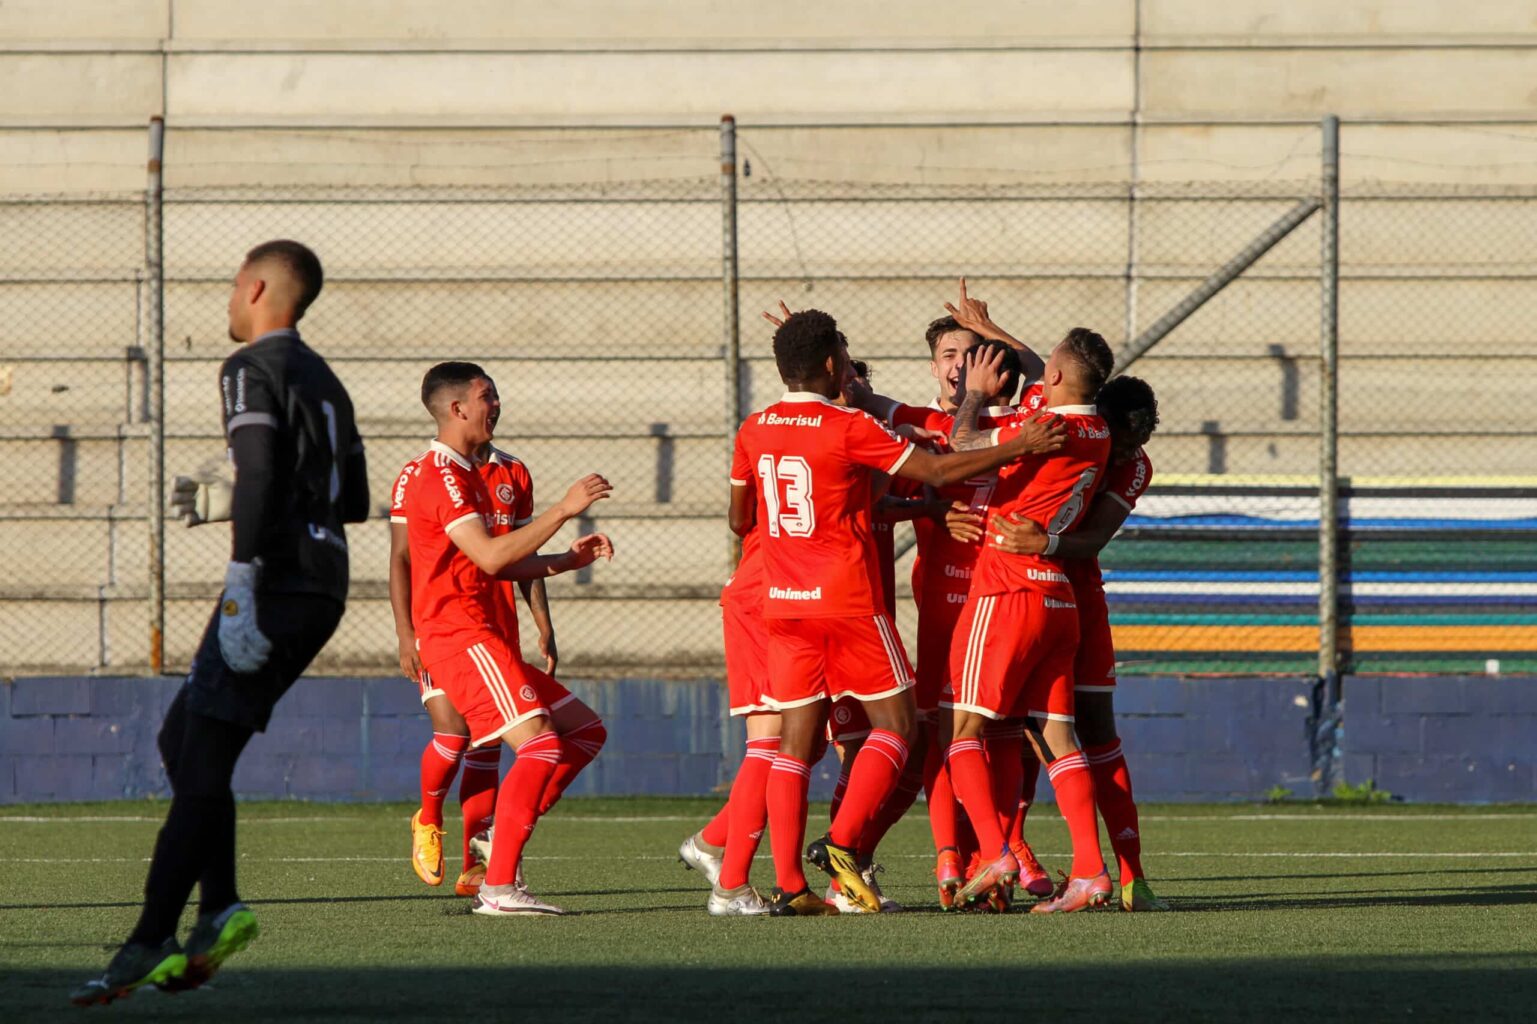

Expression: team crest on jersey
xmin=520 ymin=685 xmax=537 ymax=702
xmin=833 ymin=705 xmax=853 ymax=725
xmin=496 ymin=483 xmax=515 ymax=504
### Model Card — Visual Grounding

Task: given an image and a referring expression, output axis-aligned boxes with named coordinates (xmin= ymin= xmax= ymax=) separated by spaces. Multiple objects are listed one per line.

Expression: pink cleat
xmin=1011 ymin=841 xmax=1054 ymax=899
xmin=1030 ymin=870 xmax=1113 ymax=914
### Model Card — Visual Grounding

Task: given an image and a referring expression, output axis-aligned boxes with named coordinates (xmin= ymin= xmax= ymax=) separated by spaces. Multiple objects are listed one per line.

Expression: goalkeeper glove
xmin=218 ymin=560 xmax=272 ymax=674
xmin=171 ymin=466 xmax=234 ymax=527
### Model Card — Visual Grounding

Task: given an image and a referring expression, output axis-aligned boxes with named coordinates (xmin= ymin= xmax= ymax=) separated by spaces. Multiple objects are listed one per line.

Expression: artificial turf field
xmin=2 ymin=799 xmax=1534 ymax=1022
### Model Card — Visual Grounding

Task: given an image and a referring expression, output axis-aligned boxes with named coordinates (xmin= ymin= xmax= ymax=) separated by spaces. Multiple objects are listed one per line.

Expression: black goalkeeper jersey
xmin=218 ymin=329 xmax=369 ymax=601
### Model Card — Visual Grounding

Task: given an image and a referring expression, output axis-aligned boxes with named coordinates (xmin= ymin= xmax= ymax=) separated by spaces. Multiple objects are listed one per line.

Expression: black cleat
xmin=69 ymin=939 xmax=187 ymax=1006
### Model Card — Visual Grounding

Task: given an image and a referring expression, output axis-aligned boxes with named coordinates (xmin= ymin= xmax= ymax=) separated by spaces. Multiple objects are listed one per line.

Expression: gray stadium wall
xmin=0 ymin=676 xmax=1531 ymax=804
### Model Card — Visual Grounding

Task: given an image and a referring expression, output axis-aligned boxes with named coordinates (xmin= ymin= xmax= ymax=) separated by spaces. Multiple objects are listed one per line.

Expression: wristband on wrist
xmin=1044 ymin=534 xmax=1060 ymax=556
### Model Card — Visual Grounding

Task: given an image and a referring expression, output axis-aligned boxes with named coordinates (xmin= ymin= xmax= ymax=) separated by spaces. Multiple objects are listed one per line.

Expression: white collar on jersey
xmin=928 ymin=398 xmax=1014 ymax=417
xmin=429 ymin=439 xmax=475 ymax=471
xmin=1047 ymin=404 xmax=1098 ymax=416
xmin=780 ymin=391 xmax=837 ymax=405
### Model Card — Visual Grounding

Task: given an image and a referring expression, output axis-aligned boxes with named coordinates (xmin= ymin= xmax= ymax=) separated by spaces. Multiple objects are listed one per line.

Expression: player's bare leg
xmin=473 ymin=715 xmax=567 ymax=916
xmin=806 ymin=690 xmax=913 ymax=913
xmin=414 ymin=694 xmax=470 ymax=888
xmin=1026 ymin=718 xmax=1112 ymax=913
xmin=1076 ymin=692 xmax=1165 ymax=910
xmin=766 ymin=701 xmax=839 ymax=916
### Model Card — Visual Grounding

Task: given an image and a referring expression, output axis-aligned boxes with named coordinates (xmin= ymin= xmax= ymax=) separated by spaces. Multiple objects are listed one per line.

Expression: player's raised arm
xmin=448 ymin=474 xmax=611 ymax=577
xmin=497 ymin=532 xmax=615 ymax=581
xmin=944 ymin=277 xmax=1046 ymax=383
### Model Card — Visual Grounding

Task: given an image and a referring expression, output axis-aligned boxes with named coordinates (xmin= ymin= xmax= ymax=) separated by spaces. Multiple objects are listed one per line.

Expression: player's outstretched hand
xmin=561 ymin=532 xmax=615 ymax=572
xmin=170 ymin=474 xmax=233 ymax=527
xmin=945 ymin=502 xmax=986 ymax=543
xmin=559 ymin=474 xmax=613 ymax=517
xmin=992 ymin=512 xmax=1049 ymax=555
xmin=959 ymin=344 xmax=1007 ymax=399
xmin=397 ymin=634 xmax=422 ymax=684
xmin=218 ymin=561 xmax=273 ymax=674
xmin=761 ymin=300 xmax=795 ymax=328
xmin=1014 ymin=411 xmax=1067 ymax=455
xmin=943 ymin=277 xmax=995 ymax=336
xmin=894 ymin=422 xmax=950 ymax=449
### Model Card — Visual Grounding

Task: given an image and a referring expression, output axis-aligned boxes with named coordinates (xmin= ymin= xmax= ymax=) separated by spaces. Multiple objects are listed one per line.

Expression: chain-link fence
xmin=3 ymin=118 xmax=1535 ymax=681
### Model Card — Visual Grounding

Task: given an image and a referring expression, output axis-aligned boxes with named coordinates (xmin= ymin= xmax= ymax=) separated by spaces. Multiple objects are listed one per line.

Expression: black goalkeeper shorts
xmin=183 ymin=592 xmax=344 ymax=731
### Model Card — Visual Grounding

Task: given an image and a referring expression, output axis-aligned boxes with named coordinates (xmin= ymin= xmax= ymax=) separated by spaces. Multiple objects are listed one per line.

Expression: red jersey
xmin=478 ymin=448 xmax=536 ymax=645
xmin=1066 ymin=445 xmax=1152 ymax=592
xmin=884 ymin=399 xmax=1018 ymax=604
xmin=721 ymin=525 xmax=766 ymax=611
xmin=969 ymin=403 xmax=1111 ymax=600
xmin=391 ymin=440 xmax=504 ymax=663
xmin=731 ymin=392 xmax=914 ymax=619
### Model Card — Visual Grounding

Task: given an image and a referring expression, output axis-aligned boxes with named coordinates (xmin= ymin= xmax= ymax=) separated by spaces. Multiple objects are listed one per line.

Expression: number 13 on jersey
xmin=757 ymin=455 xmax=816 ymax=537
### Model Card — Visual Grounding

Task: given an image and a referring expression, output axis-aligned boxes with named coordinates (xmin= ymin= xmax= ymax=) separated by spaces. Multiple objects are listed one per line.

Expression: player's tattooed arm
xmin=950 ymin=347 xmax=1064 ymax=455
xmin=992 ymin=492 xmax=1131 ymax=557
xmin=518 ymin=578 xmax=558 ymax=675
xmin=387 ymin=522 xmax=422 ymax=683
xmin=949 ymin=387 xmax=992 ymax=451
xmin=944 ymin=277 xmax=1046 ymax=383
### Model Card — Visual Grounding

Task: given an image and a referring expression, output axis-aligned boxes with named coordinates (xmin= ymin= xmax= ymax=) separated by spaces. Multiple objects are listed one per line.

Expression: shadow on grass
xmin=13 ymin=956 xmax=1537 ymax=1022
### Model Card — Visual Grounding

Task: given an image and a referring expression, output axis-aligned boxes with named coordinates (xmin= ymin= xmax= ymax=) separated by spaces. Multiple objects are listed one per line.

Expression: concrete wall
xmin=3 ymin=674 xmax=1529 ymax=804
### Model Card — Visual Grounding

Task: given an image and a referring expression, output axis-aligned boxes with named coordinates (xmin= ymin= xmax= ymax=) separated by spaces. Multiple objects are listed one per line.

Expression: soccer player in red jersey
xmin=730 ymin=309 xmax=1066 ymax=916
xmin=398 ymin=361 xmax=615 ymax=916
xmin=941 ymin=330 xmax=1118 ymax=913
xmin=987 ymin=374 xmax=1169 ymax=911
xmin=389 ymin=370 xmax=607 ymax=898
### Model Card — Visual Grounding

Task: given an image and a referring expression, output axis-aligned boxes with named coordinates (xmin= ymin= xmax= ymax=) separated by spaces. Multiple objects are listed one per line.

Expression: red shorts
xmin=945 ymin=590 xmax=1080 ymax=722
xmin=421 ymin=635 xmax=574 ymax=747
xmin=915 ymin=588 xmax=968 ymax=716
xmin=722 ymin=599 xmax=772 ymax=716
xmin=827 ymin=697 xmax=872 ymax=743
xmin=1072 ymin=580 xmax=1116 ymax=693
xmin=765 ymin=614 xmax=914 ymax=710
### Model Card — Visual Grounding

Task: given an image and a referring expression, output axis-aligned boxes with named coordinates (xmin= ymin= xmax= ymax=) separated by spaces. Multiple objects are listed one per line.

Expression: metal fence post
xmin=720 ymin=114 xmax=742 ymax=565
xmin=1314 ymin=114 xmax=1342 ymax=793
xmin=145 ymin=117 xmax=166 ymax=674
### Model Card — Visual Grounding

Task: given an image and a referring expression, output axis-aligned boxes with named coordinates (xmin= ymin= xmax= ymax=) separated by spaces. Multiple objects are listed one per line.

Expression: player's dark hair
xmin=773 ymin=309 xmax=842 ymax=384
xmin=925 ymin=315 xmax=974 ymax=355
xmin=850 ymin=358 xmax=871 ymax=381
xmin=421 ymin=361 xmax=488 ymax=413
xmin=245 ymin=239 xmax=324 ymax=320
xmin=973 ymin=339 xmax=1023 ymax=402
xmin=1058 ymin=327 xmax=1114 ymax=393
xmin=1097 ymin=374 xmax=1160 ymax=454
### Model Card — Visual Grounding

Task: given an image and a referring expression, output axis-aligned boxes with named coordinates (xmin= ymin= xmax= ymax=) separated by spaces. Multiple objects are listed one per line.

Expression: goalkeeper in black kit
xmin=72 ymin=240 xmax=370 ymax=1006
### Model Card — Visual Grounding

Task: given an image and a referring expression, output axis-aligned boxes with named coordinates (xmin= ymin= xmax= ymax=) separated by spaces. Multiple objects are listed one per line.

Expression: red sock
xmin=419 ymin=732 xmax=467 ymax=827
xmin=983 ymin=724 xmax=1025 ymax=850
xmin=766 ymin=754 xmax=812 ymax=894
xmin=828 ymin=764 xmax=851 ymax=823
xmin=858 ymin=755 xmax=924 ymax=857
xmin=483 ymin=732 xmax=562 ymax=887
xmin=458 ymin=746 xmax=500 ymax=865
xmin=828 ymin=730 xmax=908 ymax=848
xmin=1008 ymin=753 xmax=1041 ymax=848
xmin=717 ymin=737 xmax=778 ymax=889
xmin=1085 ymin=739 xmax=1144 ymax=883
xmin=922 ymin=731 xmax=961 ymax=853
xmin=699 ymin=802 xmax=731 ymax=849
xmin=944 ymin=738 xmax=1006 ymax=856
xmin=1047 ymin=751 xmax=1106 ymax=879
xmin=538 ymin=718 xmax=607 ymax=815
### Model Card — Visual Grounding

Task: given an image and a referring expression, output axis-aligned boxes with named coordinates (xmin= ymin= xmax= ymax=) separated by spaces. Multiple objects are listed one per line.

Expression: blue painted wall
xmin=0 ymin=675 xmax=1530 ymax=804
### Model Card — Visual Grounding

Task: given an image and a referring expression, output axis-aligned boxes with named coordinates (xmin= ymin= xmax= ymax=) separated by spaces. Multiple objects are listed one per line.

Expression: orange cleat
xmin=454 ymin=857 xmax=487 ymax=897
xmin=935 ymin=848 xmax=964 ymax=910
xmin=955 ymin=849 xmax=1020 ymax=909
xmin=1030 ymin=870 xmax=1113 ymax=914
xmin=410 ymin=810 xmax=446 ymax=887
xmin=1011 ymin=841 xmax=1054 ymax=899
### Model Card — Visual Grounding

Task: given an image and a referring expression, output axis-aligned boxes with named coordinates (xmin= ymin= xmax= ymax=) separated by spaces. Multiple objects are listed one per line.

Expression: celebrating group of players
xmin=673 ymin=283 xmax=1167 ymax=916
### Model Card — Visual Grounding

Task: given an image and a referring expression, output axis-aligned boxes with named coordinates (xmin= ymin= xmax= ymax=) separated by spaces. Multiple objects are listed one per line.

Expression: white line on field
xmin=6 ymin=852 xmax=1535 ymax=865
xmin=0 ymin=816 xmax=359 ymax=824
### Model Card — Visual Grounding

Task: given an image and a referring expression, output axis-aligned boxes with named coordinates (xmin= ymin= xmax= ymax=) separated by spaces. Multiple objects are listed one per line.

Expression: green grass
xmin=3 ymin=799 xmax=1535 ymax=1022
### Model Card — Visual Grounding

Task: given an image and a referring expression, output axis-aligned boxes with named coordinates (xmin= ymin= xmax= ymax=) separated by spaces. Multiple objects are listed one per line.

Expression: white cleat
xmin=864 ymin=863 xmax=904 ymax=913
xmin=471 ymin=828 xmax=527 ymax=892
xmin=707 ymin=883 xmax=770 ymax=916
xmin=678 ymin=832 xmax=724 ymax=886
xmin=472 ymin=883 xmax=564 ymax=917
